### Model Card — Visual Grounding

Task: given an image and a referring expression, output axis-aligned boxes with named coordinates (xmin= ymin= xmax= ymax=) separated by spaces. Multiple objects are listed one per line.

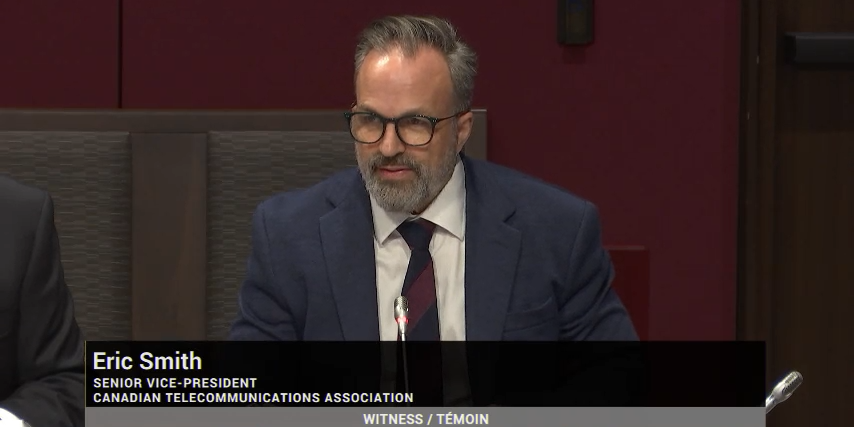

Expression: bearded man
xmin=229 ymin=15 xmax=636 ymax=343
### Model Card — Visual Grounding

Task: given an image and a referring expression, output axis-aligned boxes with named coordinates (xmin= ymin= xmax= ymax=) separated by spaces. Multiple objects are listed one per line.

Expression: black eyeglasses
xmin=344 ymin=111 xmax=466 ymax=147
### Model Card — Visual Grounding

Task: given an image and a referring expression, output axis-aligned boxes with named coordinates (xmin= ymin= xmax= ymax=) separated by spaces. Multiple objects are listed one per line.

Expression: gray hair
xmin=354 ymin=15 xmax=478 ymax=112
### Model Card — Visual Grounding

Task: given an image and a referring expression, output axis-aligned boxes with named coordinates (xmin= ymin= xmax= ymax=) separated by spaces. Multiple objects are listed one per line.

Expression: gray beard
xmin=357 ymin=145 xmax=459 ymax=214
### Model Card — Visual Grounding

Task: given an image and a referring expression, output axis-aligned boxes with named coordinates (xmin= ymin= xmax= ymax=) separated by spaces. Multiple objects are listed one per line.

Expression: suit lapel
xmin=462 ymin=157 xmax=521 ymax=341
xmin=320 ymin=174 xmax=380 ymax=341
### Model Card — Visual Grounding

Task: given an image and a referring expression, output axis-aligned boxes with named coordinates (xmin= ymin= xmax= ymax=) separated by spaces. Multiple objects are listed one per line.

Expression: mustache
xmin=367 ymin=154 xmax=420 ymax=170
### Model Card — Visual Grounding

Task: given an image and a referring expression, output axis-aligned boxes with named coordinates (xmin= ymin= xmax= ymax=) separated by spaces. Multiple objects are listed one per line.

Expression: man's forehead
xmin=354 ymin=46 xmax=453 ymax=115
xmin=359 ymin=46 xmax=449 ymax=76
xmin=365 ymin=43 xmax=440 ymax=61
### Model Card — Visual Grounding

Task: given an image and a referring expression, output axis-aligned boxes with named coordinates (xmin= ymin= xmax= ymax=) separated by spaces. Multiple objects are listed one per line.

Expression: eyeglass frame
xmin=343 ymin=109 xmax=469 ymax=147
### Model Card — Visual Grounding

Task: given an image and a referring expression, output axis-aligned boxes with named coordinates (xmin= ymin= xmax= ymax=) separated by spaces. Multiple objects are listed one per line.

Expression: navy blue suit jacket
xmin=229 ymin=155 xmax=637 ymax=341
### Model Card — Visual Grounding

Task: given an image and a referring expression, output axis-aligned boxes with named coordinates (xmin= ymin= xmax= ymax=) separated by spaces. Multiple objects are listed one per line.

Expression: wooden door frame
xmin=736 ymin=0 xmax=778 ymax=358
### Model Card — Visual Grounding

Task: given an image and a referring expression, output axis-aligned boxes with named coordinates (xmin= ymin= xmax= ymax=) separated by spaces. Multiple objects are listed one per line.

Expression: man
xmin=0 ymin=176 xmax=85 ymax=426
xmin=230 ymin=15 xmax=637 ymax=342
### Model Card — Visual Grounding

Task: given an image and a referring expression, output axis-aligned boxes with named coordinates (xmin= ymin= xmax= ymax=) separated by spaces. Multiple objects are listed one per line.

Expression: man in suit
xmin=0 ymin=176 xmax=85 ymax=426
xmin=230 ymin=15 xmax=637 ymax=342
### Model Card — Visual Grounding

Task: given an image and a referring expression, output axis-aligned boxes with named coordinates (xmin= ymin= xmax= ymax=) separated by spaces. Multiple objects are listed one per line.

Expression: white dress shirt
xmin=371 ymin=159 xmax=467 ymax=341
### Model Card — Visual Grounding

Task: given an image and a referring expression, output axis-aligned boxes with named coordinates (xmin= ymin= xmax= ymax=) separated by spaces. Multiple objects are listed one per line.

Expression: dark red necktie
xmin=396 ymin=218 xmax=441 ymax=341
xmin=395 ymin=218 xmax=444 ymax=405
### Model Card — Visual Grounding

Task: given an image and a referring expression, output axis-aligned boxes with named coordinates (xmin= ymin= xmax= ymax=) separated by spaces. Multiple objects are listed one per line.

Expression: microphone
xmin=765 ymin=371 xmax=803 ymax=414
xmin=0 ymin=407 xmax=26 ymax=427
xmin=393 ymin=296 xmax=410 ymax=402
xmin=394 ymin=296 xmax=409 ymax=341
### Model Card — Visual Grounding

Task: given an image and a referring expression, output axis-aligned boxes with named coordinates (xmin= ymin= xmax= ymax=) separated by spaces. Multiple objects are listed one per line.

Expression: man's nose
xmin=378 ymin=123 xmax=406 ymax=158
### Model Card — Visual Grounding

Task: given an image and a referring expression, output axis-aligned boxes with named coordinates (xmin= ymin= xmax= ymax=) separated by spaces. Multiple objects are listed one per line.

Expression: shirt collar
xmin=370 ymin=158 xmax=466 ymax=244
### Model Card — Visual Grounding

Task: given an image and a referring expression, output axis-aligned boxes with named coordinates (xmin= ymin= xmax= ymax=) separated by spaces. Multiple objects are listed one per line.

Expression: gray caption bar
xmin=86 ymin=407 xmax=764 ymax=427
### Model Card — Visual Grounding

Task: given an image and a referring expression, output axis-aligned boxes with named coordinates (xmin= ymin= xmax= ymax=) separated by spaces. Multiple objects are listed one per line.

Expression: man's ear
xmin=455 ymin=111 xmax=474 ymax=152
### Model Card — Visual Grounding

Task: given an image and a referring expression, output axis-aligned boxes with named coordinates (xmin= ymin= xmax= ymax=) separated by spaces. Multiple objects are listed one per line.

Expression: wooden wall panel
xmin=131 ymin=133 xmax=208 ymax=340
xmin=738 ymin=0 xmax=854 ymax=425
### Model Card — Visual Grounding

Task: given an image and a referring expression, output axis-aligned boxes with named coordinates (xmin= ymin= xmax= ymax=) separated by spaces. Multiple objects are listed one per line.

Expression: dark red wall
xmin=0 ymin=1 xmax=119 ymax=107
xmin=0 ymin=0 xmax=741 ymax=340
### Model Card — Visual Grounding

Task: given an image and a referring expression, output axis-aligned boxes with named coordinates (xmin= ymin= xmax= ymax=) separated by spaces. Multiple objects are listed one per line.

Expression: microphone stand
xmin=399 ymin=329 xmax=410 ymax=406
xmin=394 ymin=296 xmax=411 ymax=407
xmin=765 ymin=395 xmax=778 ymax=414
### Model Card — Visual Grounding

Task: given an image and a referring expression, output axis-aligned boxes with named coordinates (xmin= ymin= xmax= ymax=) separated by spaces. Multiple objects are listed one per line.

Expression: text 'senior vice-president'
xmin=228 ymin=16 xmax=637 ymax=342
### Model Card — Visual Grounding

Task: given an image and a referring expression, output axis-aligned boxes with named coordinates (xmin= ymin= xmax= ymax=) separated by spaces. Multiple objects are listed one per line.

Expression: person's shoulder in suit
xmin=231 ymin=169 xmax=363 ymax=341
xmin=479 ymin=157 xmax=585 ymax=201
xmin=0 ymin=175 xmax=85 ymax=427
xmin=465 ymin=156 xmax=595 ymax=228
xmin=0 ymin=175 xmax=48 ymax=231
xmin=464 ymin=157 xmax=639 ymax=341
xmin=251 ymin=168 xmax=361 ymax=236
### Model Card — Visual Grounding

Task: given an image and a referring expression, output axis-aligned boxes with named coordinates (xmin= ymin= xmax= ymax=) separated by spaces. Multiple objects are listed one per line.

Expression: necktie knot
xmin=397 ymin=219 xmax=435 ymax=251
